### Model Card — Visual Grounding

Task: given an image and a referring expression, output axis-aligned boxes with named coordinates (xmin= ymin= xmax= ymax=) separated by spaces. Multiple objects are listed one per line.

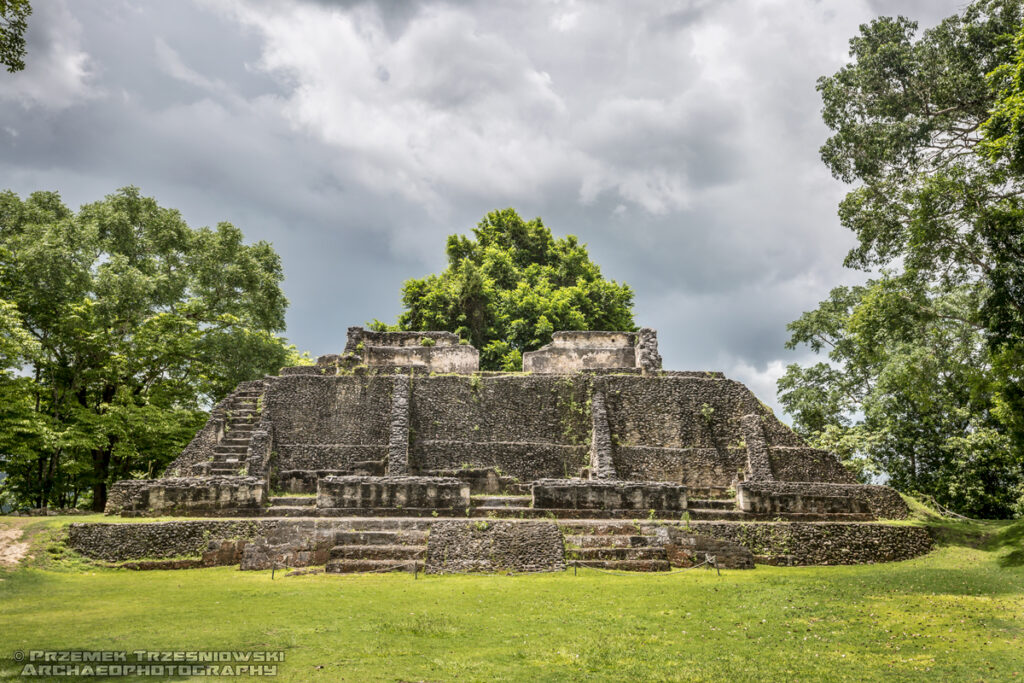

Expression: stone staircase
xmin=262 ymin=496 xmax=316 ymax=517
xmin=208 ymin=387 xmax=263 ymax=475
xmin=324 ymin=520 xmax=430 ymax=573
xmin=562 ymin=521 xmax=670 ymax=571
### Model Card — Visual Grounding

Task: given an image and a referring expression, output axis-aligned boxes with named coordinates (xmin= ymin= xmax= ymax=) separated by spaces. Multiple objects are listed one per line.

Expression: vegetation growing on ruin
xmin=1 ymin=510 xmax=1022 ymax=682
xmin=371 ymin=208 xmax=635 ymax=370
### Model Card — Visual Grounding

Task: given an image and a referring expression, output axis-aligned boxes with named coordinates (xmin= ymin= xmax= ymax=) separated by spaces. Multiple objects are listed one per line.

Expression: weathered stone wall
xmin=646 ymin=526 xmax=755 ymax=569
xmin=265 ymin=374 xmax=392 ymax=479
xmin=523 ymin=331 xmax=641 ymax=373
xmin=424 ymin=520 xmax=565 ymax=573
xmin=769 ymin=447 xmax=858 ymax=484
xmin=611 ymin=446 xmax=746 ymax=487
xmin=675 ymin=521 xmax=932 ymax=566
xmin=408 ymin=374 xmax=592 ymax=480
xmin=316 ymin=475 xmax=470 ymax=511
xmin=635 ymin=328 xmax=662 ymax=374
xmin=161 ymin=356 xmax=861 ymax=494
xmin=737 ymin=482 xmax=908 ymax=519
xmin=344 ymin=326 xmax=461 ymax=351
xmin=105 ymin=477 xmax=267 ymax=517
xmin=68 ymin=518 xmax=932 ymax=569
xmin=67 ymin=520 xmax=270 ymax=562
xmin=365 ymin=345 xmax=479 ymax=373
xmin=532 ymin=479 xmax=687 ymax=511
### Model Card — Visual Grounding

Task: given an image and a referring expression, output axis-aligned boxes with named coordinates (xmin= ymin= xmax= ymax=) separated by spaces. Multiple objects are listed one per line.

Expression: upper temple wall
xmin=254 ymin=370 xmax=851 ymax=487
xmin=523 ymin=328 xmax=662 ymax=373
xmin=337 ymin=326 xmax=479 ymax=373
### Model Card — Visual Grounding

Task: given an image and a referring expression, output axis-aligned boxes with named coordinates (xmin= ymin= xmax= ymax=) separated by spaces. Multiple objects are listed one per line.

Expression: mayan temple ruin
xmin=67 ymin=327 xmax=932 ymax=573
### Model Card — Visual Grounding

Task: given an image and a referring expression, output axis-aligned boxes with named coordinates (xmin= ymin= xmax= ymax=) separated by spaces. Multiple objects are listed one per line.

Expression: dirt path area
xmin=0 ymin=523 xmax=31 ymax=568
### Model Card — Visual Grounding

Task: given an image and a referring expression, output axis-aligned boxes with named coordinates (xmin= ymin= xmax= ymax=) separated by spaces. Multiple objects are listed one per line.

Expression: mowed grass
xmin=0 ymin=514 xmax=1022 ymax=682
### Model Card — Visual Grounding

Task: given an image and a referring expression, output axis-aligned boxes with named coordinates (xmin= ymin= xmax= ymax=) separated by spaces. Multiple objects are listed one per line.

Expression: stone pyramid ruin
xmin=67 ymin=327 xmax=931 ymax=573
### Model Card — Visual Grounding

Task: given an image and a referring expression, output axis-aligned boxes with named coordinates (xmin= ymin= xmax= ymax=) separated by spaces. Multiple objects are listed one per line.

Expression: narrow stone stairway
xmin=208 ymin=386 xmax=264 ymax=475
xmin=562 ymin=521 xmax=670 ymax=571
xmin=324 ymin=520 xmax=430 ymax=573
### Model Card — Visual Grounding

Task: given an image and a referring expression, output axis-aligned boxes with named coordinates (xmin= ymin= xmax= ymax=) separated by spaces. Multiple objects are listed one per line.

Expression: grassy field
xmin=0 ymin=510 xmax=1022 ymax=682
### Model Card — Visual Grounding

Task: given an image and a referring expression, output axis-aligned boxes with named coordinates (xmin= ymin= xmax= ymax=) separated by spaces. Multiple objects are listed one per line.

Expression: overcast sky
xmin=0 ymin=0 xmax=966 ymax=417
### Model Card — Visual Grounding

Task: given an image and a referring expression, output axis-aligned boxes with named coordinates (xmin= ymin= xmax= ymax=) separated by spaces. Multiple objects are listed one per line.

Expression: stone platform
xmin=66 ymin=517 xmax=933 ymax=572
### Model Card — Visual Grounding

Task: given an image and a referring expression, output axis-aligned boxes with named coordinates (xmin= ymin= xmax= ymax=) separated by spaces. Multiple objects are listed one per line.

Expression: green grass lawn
xmin=1 ymin=512 xmax=1022 ymax=682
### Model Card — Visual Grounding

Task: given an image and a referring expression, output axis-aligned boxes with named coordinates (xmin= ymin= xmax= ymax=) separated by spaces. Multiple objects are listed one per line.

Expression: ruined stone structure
xmin=76 ymin=327 xmax=931 ymax=573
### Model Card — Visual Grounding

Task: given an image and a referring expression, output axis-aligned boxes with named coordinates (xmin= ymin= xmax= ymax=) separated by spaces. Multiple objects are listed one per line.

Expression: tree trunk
xmin=90 ymin=445 xmax=113 ymax=512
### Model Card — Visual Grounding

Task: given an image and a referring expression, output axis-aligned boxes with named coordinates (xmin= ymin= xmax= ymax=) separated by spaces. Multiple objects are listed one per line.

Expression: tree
xmin=0 ymin=187 xmax=301 ymax=510
xmin=779 ymin=0 xmax=1024 ymax=517
xmin=378 ymin=208 xmax=635 ymax=370
xmin=0 ymin=0 xmax=30 ymax=73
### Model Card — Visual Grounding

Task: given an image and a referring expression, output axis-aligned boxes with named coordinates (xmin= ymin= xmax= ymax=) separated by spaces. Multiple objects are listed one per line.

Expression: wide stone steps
xmin=325 ymin=526 xmax=429 ymax=573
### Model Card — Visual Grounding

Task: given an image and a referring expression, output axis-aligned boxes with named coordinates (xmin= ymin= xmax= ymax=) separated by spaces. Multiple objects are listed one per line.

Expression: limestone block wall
xmin=364 ymin=345 xmax=479 ymax=373
xmin=737 ymin=482 xmax=908 ymax=519
xmin=316 ymin=475 xmax=470 ymax=511
xmin=408 ymin=374 xmax=592 ymax=480
xmin=523 ymin=330 xmax=653 ymax=373
xmin=425 ymin=520 xmax=566 ymax=573
xmin=163 ymin=359 xmax=857 ymax=492
xmin=769 ymin=447 xmax=858 ymax=484
xmin=265 ymin=374 xmax=392 ymax=476
xmin=531 ymin=479 xmax=688 ymax=511
xmin=680 ymin=521 xmax=932 ymax=565
xmin=66 ymin=519 xmax=934 ymax=569
xmin=105 ymin=476 xmax=267 ymax=517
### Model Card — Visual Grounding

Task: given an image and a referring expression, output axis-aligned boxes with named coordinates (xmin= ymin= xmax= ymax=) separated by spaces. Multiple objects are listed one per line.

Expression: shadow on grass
xmin=986 ymin=519 xmax=1024 ymax=568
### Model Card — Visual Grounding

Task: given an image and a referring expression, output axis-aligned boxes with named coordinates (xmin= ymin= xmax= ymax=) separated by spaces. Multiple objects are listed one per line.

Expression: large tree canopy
xmin=778 ymin=0 xmax=1024 ymax=518
xmin=0 ymin=187 xmax=301 ymax=510
xmin=379 ymin=208 xmax=635 ymax=370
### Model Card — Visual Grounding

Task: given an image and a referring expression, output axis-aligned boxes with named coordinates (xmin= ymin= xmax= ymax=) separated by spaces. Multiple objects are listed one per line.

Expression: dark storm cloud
xmin=0 ymin=0 xmax=967 ymax=416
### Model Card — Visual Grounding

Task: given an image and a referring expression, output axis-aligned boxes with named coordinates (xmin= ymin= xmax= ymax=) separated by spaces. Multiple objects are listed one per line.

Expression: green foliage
xmin=0 ymin=187 xmax=298 ymax=510
xmin=0 ymin=0 xmax=30 ymax=73
xmin=385 ymin=208 xmax=635 ymax=370
xmin=781 ymin=1 xmax=1024 ymax=518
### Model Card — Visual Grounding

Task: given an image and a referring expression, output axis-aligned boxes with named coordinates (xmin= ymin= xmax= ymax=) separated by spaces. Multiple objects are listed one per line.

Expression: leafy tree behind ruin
xmin=0 ymin=187 xmax=301 ymax=510
xmin=778 ymin=0 xmax=1024 ymax=517
xmin=376 ymin=208 xmax=635 ymax=371
xmin=0 ymin=0 xmax=30 ymax=73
